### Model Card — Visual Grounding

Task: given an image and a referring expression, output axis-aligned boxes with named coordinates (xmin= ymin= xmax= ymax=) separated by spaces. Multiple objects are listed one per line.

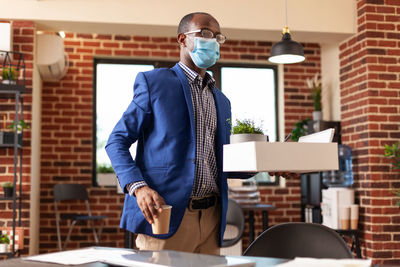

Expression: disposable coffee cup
xmin=350 ymin=204 xmax=359 ymax=230
xmin=151 ymin=205 xmax=172 ymax=235
xmin=339 ymin=206 xmax=350 ymax=230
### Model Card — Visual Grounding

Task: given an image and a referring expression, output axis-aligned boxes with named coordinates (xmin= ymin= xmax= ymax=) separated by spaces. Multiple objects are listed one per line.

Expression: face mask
xmin=189 ymin=37 xmax=220 ymax=69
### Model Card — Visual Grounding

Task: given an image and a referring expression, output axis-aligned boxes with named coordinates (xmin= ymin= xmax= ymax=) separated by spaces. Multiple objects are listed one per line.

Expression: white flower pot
xmin=230 ymin=134 xmax=267 ymax=144
xmin=312 ymin=111 xmax=322 ymax=121
xmin=1 ymin=80 xmax=17 ymax=85
xmin=0 ymin=243 xmax=7 ymax=253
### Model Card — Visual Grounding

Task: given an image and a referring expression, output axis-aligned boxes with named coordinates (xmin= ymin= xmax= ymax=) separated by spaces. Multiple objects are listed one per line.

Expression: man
xmin=106 ymin=12 xmax=230 ymax=255
xmin=106 ymin=11 xmax=297 ymax=255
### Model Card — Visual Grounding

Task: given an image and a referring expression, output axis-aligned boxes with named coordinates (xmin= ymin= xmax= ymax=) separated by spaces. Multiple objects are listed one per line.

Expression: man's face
xmin=179 ymin=14 xmax=221 ymax=57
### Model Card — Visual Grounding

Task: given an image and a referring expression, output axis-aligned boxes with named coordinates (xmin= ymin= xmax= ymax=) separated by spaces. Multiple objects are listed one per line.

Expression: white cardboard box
xmin=223 ymin=142 xmax=338 ymax=172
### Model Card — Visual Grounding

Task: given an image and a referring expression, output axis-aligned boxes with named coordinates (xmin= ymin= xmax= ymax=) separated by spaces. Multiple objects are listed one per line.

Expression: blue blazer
xmin=106 ymin=63 xmax=232 ymax=245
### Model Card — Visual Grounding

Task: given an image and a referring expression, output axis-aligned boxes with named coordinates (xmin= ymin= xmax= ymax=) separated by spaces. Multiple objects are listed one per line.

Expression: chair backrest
xmin=222 ymin=199 xmax=245 ymax=247
xmin=243 ymin=222 xmax=353 ymax=259
xmin=53 ymin=184 xmax=89 ymax=202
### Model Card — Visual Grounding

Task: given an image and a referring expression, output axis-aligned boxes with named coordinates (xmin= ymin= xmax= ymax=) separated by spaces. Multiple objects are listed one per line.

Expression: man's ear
xmin=177 ymin=33 xmax=186 ymax=47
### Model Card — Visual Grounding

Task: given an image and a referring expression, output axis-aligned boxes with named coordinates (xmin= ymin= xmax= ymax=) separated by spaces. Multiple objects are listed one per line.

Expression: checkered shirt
xmin=128 ymin=63 xmax=219 ymax=197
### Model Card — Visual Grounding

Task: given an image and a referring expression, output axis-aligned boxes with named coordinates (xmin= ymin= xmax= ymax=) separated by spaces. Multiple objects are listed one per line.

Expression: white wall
xmin=0 ymin=0 xmax=356 ymax=43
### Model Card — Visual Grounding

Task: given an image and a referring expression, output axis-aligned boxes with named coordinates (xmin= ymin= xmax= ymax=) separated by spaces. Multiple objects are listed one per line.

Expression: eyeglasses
xmin=184 ymin=29 xmax=226 ymax=44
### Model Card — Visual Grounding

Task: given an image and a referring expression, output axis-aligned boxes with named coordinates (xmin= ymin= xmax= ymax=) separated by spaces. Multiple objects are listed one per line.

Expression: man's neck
xmin=180 ymin=59 xmax=206 ymax=78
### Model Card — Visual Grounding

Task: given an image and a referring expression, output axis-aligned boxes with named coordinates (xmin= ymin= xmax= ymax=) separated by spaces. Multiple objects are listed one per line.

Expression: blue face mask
xmin=189 ymin=37 xmax=220 ymax=69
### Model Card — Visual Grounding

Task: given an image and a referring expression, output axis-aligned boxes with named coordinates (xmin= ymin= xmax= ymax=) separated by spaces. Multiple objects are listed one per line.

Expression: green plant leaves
xmin=0 ymin=234 xmax=10 ymax=244
xmin=384 ymin=142 xmax=400 ymax=170
xmin=291 ymin=119 xmax=310 ymax=142
xmin=230 ymin=119 xmax=263 ymax=135
xmin=97 ymin=163 xmax=114 ymax=173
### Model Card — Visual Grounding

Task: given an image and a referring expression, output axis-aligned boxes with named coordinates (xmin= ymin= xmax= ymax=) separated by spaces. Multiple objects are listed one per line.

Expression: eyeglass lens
xmin=201 ymin=29 xmax=226 ymax=44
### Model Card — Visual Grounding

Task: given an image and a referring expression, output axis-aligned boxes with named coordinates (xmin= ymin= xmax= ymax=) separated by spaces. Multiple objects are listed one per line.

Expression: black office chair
xmin=53 ymin=184 xmax=107 ymax=250
xmin=222 ymin=199 xmax=245 ymax=247
xmin=243 ymin=222 xmax=353 ymax=259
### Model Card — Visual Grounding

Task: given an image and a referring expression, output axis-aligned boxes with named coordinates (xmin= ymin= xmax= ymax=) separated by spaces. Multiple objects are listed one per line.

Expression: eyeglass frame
xmin=183 ymin=28 xmax=227 ymax=44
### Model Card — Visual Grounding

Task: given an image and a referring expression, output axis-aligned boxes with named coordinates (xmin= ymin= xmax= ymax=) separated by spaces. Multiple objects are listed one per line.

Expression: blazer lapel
xmin=172 ymin=64 xmax=196 ymax=142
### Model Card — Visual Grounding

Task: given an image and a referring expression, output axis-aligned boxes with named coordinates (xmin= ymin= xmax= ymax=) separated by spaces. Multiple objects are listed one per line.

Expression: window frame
xmin=92 ymin=58 xmax=279 ymax=186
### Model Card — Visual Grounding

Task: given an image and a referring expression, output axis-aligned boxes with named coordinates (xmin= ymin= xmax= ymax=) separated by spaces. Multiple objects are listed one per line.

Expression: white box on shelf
xmin=223 ymin=142 xmax=338 ymax=172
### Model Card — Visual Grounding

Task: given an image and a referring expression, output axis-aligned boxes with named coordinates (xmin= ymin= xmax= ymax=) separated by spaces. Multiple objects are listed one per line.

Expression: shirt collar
xmin=178 ymin=62 xmax=216 ymax=90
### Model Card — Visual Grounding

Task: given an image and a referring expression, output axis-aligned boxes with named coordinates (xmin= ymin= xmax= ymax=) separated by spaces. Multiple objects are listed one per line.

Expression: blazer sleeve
xmin=105 ymin=72 xmax=152 ymax=192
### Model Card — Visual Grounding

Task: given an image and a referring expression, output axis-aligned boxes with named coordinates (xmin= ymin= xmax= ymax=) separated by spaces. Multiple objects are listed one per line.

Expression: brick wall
xmin=1 ymin=21 xmax=320 ymax=254
xmin=0 ymin=21 xmax=34 ymax=256
xmin=339 ymin=0 xmax=400 ymax=265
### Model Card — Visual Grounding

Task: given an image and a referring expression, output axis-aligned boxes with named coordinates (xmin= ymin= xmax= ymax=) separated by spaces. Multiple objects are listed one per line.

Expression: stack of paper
xmin=275 ymin=257 xmax=372 ymax=267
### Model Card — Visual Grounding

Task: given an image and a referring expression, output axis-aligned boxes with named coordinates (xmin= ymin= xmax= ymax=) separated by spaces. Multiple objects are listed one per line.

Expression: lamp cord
xmin=285 ymin=0 xmax=288 ymax=27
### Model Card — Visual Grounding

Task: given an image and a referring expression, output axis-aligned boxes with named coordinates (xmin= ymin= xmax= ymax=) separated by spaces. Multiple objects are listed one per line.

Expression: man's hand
xmin=269 ymin=172 xmax=300 ymax=179
xmin=135 ymin=186 xmax=166 ymax=224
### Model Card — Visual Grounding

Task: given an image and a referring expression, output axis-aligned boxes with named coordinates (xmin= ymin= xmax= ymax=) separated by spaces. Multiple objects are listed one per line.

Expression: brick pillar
xmin=339 ymin=0 xmax=400 ymax=264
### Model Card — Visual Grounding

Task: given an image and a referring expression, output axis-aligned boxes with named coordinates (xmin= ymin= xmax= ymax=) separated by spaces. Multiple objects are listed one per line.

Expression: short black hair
xmin=177 ymin=12 xmax=216 ymax=34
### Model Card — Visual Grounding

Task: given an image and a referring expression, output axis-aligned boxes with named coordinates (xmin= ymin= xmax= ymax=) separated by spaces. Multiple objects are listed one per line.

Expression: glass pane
xmin=221 ymin=67 xmax=276 ymax=141
xmin=96 ymin=64 xmax=154 ymax=177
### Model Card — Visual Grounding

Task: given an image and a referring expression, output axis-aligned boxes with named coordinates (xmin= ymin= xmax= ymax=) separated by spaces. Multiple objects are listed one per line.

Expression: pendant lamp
xmin=268 ymin=0 xmax=305 ymax=64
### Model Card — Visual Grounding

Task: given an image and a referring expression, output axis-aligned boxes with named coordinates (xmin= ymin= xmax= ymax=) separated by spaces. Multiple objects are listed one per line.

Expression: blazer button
xmin=191 ymin=159 xmax=195 ymax=164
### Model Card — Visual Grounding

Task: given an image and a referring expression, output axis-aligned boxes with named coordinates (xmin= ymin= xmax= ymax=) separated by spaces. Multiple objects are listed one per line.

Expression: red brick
xmin=133 ymin=36 xmax=149 ymax=42
xmin=122 ymin=43 xmax=139 ymax=49
xmin=95 ymin=49 xmax=112 ymax=55
xmin=77 ymin=33 xmax=93 ymax=39
xmin=103 ymin=42 xmax=119 ymax=48
xmin=133 ymin=50 xmax=150 ymax=56
xmin=83 ymin=41 xmax=101 ymax=47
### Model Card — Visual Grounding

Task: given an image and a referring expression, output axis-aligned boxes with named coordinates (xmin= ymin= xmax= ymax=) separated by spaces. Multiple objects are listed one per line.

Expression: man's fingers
xmin=148 ymin=199 xmax=159 ymax=219
xmin=153 ymin=194 xmax=166 ymax=212
xmin=140 ymin=202 xmax=153 ymax=224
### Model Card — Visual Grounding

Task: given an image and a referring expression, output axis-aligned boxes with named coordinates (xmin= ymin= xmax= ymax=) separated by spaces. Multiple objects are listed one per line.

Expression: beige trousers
xmin=136 ymin=203 xmax=221 ymax=255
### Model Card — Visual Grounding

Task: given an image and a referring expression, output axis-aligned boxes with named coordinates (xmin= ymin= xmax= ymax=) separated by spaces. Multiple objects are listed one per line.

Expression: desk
xmin=0 ymin=247 xmax=288 ymax=267
xmin=0 ymin=259 xmax=108 ymax=267
xmin=240 ymin=204 xmax=276 ymax=243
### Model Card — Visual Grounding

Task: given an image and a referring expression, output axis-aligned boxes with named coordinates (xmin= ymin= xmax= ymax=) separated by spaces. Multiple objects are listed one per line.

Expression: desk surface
xmin=0 ymin=257 xmax=287 ymax=267
xmin=0 ymin=247 xmax=288 ymax=267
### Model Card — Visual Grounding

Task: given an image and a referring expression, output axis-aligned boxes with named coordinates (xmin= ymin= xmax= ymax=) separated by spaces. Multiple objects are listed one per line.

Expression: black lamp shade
xmin=269 ymin=33 xmax=305 ymax=64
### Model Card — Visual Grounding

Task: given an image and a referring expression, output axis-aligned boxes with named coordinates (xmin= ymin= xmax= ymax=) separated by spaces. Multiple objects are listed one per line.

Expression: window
xmin=219 ymin=65 xmax=277 ymax=141
xmin=93 ymin=59 xmax=278 ymax=186
xmin=213 ymin=63 xmax=278 ymax=185
xmin=93 ymin=59 xmax=174 ymax=186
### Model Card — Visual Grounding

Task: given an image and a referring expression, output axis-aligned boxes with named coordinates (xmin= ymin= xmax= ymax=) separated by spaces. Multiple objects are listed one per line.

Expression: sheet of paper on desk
xmin=24 ymin=247 xmax=136 ymax=265
xmin=274 ymin=257 xmax=372 ymax=267
xmin=24 ymin=247 xmax=255 ymax=267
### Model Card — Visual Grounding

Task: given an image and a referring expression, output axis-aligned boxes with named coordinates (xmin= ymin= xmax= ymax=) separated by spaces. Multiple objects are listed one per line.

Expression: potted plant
xmin=291 ymin=118 xmax=310 ymax=142
xmin=2 ymin=182 xmax=14 ymax=198
xmin=8 ymin=119 xmax=30 ymax=133
xmin=0 ymin=119 xmax=29 ymax=146
xmin=0 ymin=233 xmax=10 ymax=253
xmin=97 ymin=163 xmax=118 ymax=187
xmin=307 ymin=73 xmax=322 ymax=121
xmin=1 ymin=67 xmax=18 ymax=85
xmin=229 ymin=119 xmax=266 ymax=144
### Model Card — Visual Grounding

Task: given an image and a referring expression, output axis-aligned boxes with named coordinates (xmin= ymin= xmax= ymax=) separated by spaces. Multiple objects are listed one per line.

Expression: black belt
xmin=188 ymin=195 xmax=217 ymax=211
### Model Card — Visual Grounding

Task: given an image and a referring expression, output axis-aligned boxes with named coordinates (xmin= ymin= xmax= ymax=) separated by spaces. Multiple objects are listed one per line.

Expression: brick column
xmin=339 ymin=0 xmax=400 ymax=264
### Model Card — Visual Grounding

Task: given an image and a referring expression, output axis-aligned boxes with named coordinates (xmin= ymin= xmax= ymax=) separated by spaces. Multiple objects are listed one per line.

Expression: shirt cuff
xmin=127 ymin=181 xmax=148 ymax=196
